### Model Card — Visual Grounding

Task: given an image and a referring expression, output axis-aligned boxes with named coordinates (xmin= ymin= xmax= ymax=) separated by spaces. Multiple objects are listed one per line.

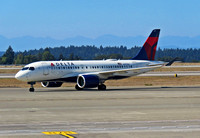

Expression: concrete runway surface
xmin=0 ymin=86 xmax=200 ymax=138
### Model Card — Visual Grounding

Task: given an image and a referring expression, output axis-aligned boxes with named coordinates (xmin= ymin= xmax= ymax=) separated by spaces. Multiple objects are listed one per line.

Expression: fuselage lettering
xmin=54 ymin=62 xmax=74 ymax=66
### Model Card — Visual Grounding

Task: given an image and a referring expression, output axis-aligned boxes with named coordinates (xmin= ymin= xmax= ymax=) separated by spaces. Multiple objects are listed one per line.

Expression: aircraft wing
xmin=80 ymin=65 xmax=163 ymax=79
xmin=61 ymin=72 xmax=80 ymax=78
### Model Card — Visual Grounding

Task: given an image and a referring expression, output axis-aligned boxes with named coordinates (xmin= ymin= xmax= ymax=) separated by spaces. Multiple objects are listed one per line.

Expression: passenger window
xmin=29 ymin=67 xmax=35 ymax=71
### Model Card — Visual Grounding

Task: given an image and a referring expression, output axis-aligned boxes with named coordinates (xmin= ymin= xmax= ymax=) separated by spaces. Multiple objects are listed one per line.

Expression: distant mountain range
xmin=0 ymin=35 xmax=200 ymax=52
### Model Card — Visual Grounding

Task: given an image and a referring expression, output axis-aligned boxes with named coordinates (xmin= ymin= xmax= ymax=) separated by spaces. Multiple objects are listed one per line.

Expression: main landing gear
xmin=28 ymin=82 xmax=36 ymax=92
xmin=75 ymin=84 xmax=107 ymax=90
xmin=98 ymin=84 xmax=106 ymax=90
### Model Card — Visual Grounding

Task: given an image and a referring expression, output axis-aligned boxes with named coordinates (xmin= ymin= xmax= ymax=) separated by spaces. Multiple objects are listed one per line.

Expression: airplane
xmin=15 ymin=29 xmax=164 ymax=92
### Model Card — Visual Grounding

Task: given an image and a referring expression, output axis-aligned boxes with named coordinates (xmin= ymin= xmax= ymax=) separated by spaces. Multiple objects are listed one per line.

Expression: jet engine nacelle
xmin=41 ymin=82 xmax=63 ymax=87
xmin=77 ymin=75 xmax=99 ymax=88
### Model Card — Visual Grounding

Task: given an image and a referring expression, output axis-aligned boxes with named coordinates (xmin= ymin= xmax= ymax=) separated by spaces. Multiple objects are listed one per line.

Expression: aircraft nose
xmin=15 ymin=72 xmax=26 ymax=81
xmin=15 ymin=72 xmax=21 ymax=80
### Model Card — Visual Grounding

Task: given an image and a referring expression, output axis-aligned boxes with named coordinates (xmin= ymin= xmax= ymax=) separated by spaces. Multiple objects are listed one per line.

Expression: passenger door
xmin=42 ymin=63 xmax=49 ymax=76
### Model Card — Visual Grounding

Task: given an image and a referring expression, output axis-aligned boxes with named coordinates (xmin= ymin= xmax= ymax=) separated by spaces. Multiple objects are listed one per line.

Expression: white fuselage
xmin=15 ymin=59 xmax=164 ymax=82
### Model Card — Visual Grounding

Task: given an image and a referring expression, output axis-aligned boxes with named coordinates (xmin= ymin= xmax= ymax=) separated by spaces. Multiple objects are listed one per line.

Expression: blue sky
xmin=0 ymin=0 xmax=200 ymax=39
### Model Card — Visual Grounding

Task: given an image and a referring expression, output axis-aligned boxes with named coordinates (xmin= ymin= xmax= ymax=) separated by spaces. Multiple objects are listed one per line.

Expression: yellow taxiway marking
xmin=42 ymin=131 xmax=77 ymax=138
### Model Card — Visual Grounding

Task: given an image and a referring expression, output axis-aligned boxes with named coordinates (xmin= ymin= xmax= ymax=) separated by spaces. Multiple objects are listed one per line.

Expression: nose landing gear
xmin=28 ymin=82 xmax=36 ymax=92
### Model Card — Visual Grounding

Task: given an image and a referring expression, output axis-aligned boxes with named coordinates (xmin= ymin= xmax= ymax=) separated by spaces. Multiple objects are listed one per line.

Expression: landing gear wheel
xmin=75 ymin=84 xmax=83 ymax=90
xmin=98 ymin=84 xmax=106 ymax=90
xmin=28 ymin=82 xmax=36 ymax=92
xmin=29 ymin=88 xmax=35 ymax=92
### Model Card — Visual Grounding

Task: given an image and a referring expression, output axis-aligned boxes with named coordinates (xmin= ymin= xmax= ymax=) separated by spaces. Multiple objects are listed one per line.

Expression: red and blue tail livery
xmin=132 ymin=29 xmax=160 ymax=61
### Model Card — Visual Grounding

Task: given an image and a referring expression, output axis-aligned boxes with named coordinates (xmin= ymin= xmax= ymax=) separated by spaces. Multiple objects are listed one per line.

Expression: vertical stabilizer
xmin=132 ymin=29 xmax=160 ymax=60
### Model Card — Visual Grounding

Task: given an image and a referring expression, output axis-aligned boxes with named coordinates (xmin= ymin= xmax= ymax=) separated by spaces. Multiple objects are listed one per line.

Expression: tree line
xmin=0 ymin=45 xmax=200 ymax=65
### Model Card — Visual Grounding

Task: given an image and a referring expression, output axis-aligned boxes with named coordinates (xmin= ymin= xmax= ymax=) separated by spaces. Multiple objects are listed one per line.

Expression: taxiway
xmin=0 ymin=86 xmax=200 ymax=137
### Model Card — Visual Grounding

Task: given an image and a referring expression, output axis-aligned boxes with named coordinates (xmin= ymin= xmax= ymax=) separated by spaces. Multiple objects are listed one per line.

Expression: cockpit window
xmin=21 ymin=67 xmax=35 ymax=71
xmin=21 ymin=67 xmax=29 ymax=71
xmin=29 ymin=67 xmax=35 ymax=71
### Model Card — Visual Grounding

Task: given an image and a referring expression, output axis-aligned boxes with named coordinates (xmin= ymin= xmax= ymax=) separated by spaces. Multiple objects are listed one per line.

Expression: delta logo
xmin=51 ymin=63 xmax=55 ymax=66
xmin=50 ymin=62 xmax=74 ymax=67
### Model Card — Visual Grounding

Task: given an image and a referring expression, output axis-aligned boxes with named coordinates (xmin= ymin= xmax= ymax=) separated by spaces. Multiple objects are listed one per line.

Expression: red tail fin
xmin=132 ymin=29 xmax=160 ymax=60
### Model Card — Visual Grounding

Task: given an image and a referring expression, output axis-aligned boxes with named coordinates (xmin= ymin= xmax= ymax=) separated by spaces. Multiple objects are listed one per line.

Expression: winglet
xmin=132 ymin=29 xmax=160 ymax=60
